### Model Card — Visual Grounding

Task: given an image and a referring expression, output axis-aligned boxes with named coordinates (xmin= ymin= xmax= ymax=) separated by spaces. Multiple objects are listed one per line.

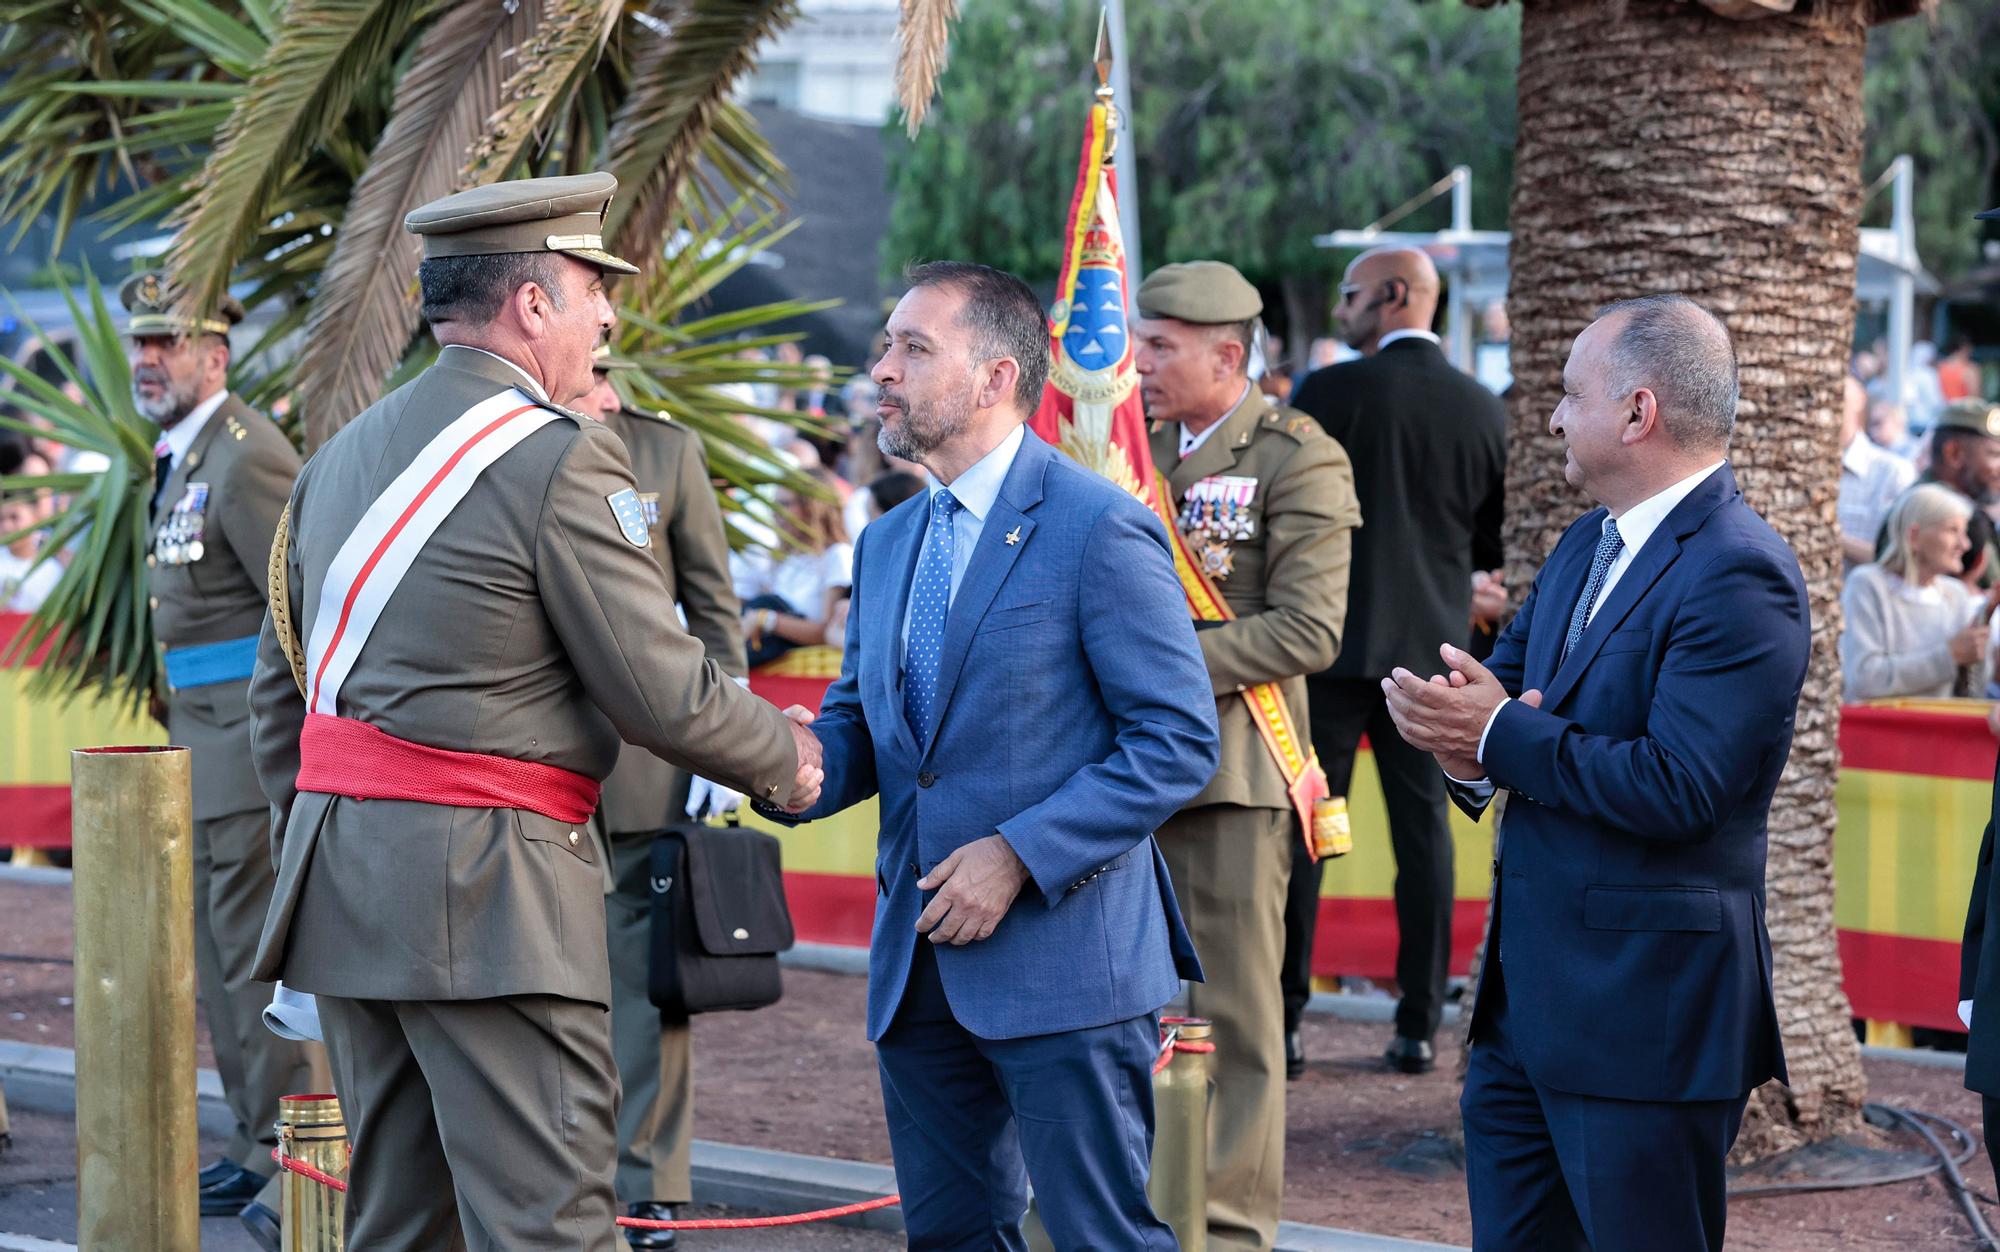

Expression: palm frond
xmin=894 ymin=0 xmax=958 ymax=138
xmin=162 ymin=0 xmax=430 ymax=321
xmin=457 ymin=0 xmax=622 ymax=185
xmin=296 ymin=0 xmax=545 ymax=447
xmin=599 ymin=0 xmax=798 ymax=279
xmin=0 ymin=275 xmax=162 ymax=713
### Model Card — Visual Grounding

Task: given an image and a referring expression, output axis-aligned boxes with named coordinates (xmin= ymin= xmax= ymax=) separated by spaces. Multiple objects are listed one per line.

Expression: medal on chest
xmin=1177 ymin=475 xmax=1259 ymax=580
xmin=154 ymin=481 xmax=210 ymax=566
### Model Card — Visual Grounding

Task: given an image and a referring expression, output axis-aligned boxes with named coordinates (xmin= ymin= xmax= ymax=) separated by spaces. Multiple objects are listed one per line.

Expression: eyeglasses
xmin=1336 ymin=283 xmax=1365 ymax=299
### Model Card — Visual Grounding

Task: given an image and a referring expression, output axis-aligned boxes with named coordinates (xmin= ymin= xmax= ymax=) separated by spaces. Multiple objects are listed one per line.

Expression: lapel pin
xmin=1004 ymin=526 xmax=1022 ymax=546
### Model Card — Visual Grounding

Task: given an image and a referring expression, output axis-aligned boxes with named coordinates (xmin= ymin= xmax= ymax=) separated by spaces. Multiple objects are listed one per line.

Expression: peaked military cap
xmin=1937 ymin=397 xmax=2000 ymax=439
xmin=1136 ymin=261 xmax=1264 ymax=324
xmin=405 ymin=172 xmax=640 ymax=275
xmin=120 ymin=271 xmax=245 ymax=338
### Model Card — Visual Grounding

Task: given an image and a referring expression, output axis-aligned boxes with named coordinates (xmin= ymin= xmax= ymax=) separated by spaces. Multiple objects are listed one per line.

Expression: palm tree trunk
xmin=1501 ymin=0 xmax=1870 ymax=1157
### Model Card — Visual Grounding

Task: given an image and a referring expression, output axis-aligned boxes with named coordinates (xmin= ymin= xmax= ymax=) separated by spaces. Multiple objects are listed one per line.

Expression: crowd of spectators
xmin=1836 ymin=340 xmax=2000 ymax=705
xmin=0 ymin=429 xmax=62 ymax=612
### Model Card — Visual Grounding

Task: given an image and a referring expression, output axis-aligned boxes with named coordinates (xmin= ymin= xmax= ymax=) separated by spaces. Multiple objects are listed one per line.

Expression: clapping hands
xmin=1381 ymin=643 xmax=1539 ymax=779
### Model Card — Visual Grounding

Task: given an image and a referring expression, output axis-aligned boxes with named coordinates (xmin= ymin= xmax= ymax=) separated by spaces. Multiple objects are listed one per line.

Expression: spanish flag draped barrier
xmin=3 ymin=615 xmax=1987 ymax=1035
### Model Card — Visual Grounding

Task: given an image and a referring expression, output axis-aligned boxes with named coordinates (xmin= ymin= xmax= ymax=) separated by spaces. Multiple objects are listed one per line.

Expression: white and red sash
xmin=304 ymin=388 xmax=559 ymax=716
xmin=294 ymin=387 xmax=599 ymax=824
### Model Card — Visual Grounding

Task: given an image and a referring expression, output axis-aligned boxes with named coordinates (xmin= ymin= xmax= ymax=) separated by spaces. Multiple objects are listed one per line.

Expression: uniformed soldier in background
xmin=580 ymin=347 xmax=748 ymax=1247
xmin=1135 ymin=261 xmax=1361 ymax=1251
xmin=124 ymin=271 xmax=326 ymax=1243
xmin=247 ymin=173 xmax=822 ymax=1250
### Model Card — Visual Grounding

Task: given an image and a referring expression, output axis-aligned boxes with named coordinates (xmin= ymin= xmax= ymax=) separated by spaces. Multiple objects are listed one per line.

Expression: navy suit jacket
xmin=1460 ymin=463 xmax=1806 ymax=1103
xmin=782 ymin=430 xmax=1219 ymax=1042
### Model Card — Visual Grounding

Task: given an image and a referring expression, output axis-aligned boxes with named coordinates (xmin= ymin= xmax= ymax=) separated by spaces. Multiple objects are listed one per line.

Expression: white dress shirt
xmin=900 ymin=422 xmax=1027 ymax=653
xmin=154 ymin=388 xmax=229 ymax=473
xmin=1453 ymin=461 xmax=1727 ymax=786
xmin=1836 ymin=435 xmax=1914 ymax=556
xmin=1377 ymin=328 xmax=1442 ymax=351
xmin=1177 ymin=383 xmax=1256 ymax=459
xmin=457 ymin=345 xmax=550 ymax=402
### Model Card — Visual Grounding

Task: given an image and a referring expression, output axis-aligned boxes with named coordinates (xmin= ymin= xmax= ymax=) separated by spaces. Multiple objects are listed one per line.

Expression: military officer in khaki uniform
xmin=1135 ymin=262 xmax=1361 ymax=1251
xmin=125 ymin=272 xmax=326 ymax=1238
xmin=580 ymin=348 xmax=746 ymax=1247
xmin=247 ymin=173 xmax=823 ymax=1251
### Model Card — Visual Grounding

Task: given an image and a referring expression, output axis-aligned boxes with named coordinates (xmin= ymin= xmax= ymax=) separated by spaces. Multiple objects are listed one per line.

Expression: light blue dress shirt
xmin=900 ymin=421 xmax=1027 ymax=657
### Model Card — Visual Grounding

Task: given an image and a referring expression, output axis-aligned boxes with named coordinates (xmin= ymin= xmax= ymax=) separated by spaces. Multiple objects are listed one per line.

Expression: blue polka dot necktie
xmin=1562 ymin=519 xmax=1624 ymax=664
xmin=904 ymin=489 xmax=961 ymax=742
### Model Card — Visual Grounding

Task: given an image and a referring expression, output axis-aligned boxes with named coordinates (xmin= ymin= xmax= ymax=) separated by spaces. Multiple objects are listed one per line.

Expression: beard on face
xmin=131 ymin=366 xmax=202 ymax=426
xmin=876 ymin=384 xmax=972 ymax=463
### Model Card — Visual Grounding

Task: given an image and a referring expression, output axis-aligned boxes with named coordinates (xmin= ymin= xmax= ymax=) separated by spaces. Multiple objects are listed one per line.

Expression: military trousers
xmin=1156 ymin=804 xmax=1292 ymax=1252
xmin=319 ymin=992 xmax=622 ymax=1252
xmin=195 ymin=806 xmax=327 ymax=1171
xmin=607 ymin=829 xmax=694 ymax=1206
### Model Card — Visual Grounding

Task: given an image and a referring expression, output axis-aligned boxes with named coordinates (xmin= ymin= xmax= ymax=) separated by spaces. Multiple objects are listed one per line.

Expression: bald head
xmin=1334 ymin=247 xmax=1440 ymax=354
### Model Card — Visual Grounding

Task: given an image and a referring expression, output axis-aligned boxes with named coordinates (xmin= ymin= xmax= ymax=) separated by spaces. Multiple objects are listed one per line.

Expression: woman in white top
xmin=731 ymin=466 xmax=853 ymax=667
xmin=1842 ymin=483 xmax=1997 ymax=701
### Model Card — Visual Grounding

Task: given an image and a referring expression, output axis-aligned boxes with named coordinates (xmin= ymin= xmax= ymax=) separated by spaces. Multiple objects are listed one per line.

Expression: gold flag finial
xmin=1094 ymin=9 xmax=1112 ymax=91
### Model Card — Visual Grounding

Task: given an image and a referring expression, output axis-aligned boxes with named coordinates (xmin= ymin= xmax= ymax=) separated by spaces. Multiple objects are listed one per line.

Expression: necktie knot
xmin=932 ymin=489 xmax=961 ymax=519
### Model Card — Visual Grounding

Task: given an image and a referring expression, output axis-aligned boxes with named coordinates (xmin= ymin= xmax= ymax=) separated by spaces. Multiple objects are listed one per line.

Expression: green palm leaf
xmin=599 ymin=0 xmax=798 ymax=278
xmin=0 ymin=274 xmax=162 ymax=713
xmin=162 ymin=0 xmax=432 ymax=320
xmin=295 ymin=0 xmax=546 ymax=447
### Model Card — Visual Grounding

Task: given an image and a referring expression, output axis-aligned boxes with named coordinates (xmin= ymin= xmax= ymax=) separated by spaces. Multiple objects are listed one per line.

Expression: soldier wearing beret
xmin=247 ymin=172 xmax=823 ymax=1249
xmin=124 ymin=271 xmax=325 ymax=1239
xmin=579 ymin=347 xmax=747 ymax=1247
xmin=1881 ymin=397 xmax=2000 ymax=586
xmin=1135 ymin=260 xmax=1361 ymax=1251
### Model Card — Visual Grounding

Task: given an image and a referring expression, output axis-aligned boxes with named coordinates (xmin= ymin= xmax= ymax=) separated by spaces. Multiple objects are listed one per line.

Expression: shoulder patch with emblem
xmin=607 ymin=488 xmax=652 ymax=547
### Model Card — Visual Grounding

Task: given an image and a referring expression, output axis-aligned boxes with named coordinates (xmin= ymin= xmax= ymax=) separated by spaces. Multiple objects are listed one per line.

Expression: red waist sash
xmin=296 ymin=713 xmax=600 ymax=824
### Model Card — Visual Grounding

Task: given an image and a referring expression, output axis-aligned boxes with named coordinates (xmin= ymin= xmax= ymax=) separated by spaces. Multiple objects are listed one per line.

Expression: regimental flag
xmin=1029 ymin=97 xmax=1159 ymax=513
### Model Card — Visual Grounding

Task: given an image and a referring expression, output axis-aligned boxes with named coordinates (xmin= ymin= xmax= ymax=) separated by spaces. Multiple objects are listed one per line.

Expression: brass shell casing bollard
xmin=71 ymin=745 xmax=197 ymax=1252
xmin=1148 ymin=1017 xmax=1212 ymax=1252
xmin=278 ymin=1093 xmax=348 ymax=1250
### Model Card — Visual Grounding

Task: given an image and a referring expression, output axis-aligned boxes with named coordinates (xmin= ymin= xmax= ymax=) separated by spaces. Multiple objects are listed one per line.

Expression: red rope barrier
xmin=273 ymin=1150 xmax=899 ymax=1230
xmin=274 ymin=1023 xmax=1210 ymax=1231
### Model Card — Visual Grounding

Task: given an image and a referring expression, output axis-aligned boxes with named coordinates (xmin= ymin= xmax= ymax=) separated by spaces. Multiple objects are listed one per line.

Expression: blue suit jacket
xmin=1462 ymin=464 xmax=1807 ymax=1103
xmin=781 ymin=430 xmax=1218 ymax=1042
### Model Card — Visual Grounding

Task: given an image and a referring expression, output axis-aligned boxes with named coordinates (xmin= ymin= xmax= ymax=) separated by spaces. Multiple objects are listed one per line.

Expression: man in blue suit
xmin=757 ymin=260 xmax=1220 ymax=1250
xmin=1381 ymin=294 xmax=1809 ymax=1252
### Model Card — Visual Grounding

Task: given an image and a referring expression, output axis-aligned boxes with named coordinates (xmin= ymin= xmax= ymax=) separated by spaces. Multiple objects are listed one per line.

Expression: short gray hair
xmin=1879 ymin=482 xmax=1973 ymax=583
xmin=1596 ymin=294 xmax=1739 ymax=450
xmin=418 ymin=252 xmax=569 ymax=327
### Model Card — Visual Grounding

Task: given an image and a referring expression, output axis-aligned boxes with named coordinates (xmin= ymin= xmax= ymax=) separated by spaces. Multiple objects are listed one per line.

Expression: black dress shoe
xmin=199 ymin=1156 xmax=237 ymax=1189
xmin=199 ymin=1164 xmax=270 ymax=1216
xmin=625 ymin=1201 xmax=679 ymax=1250
xmin=1285 ymin=1029 xmax=1305 ymax=1080
xmin=239 ymin=1200 xmax=282 ymax=1252
xmin=1384 ymin=1036 xmax=1436 ymax=1074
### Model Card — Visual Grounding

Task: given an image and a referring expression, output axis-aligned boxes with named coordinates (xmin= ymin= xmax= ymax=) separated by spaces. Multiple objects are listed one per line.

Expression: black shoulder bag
xmin=647 ymin=815 xmax=795 ymax=1022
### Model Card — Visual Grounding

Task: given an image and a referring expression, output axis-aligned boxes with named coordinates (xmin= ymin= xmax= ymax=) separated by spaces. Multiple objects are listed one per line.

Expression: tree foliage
xmin=883 ymin=0 xmax=1521 ymax=354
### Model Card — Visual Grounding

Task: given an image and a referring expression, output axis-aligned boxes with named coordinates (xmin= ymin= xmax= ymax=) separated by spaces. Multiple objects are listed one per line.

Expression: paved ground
xmin=0 ymin=1105 xmax=898 ymax=1250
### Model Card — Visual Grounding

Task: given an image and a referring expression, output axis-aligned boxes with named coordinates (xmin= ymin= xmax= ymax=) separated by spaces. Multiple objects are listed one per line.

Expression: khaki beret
xmin=405 ymin=172 xmax=639 ymax=275
xmin=592 ymin=343 xmax=638 ymax=373
xmin=1135 ymin=261 xmax=1263 ymax=324
xmin=1936 ymin=398 xmax=2000 ymax=439
xmin=120 ymin=271 xmax=244 ymax=338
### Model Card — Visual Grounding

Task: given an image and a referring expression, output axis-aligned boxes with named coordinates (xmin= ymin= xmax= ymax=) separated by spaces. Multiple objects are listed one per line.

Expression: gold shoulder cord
xmin=267 ymin=502 xmax=308 ymax=697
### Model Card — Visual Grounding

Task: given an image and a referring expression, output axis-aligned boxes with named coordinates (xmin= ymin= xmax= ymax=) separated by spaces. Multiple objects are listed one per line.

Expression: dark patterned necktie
xmin=151 ymin=439 xmax=172 ymax=519
xmin=903 ymin=489 xmax=961 ymax=742
xmin=1561 ymin=519 xmax=1624 ymax=663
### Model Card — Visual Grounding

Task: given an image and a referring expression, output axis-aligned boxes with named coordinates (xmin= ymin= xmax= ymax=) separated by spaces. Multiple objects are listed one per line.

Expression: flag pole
xmin=1098 ymin=4 xmax=1142 ymax=297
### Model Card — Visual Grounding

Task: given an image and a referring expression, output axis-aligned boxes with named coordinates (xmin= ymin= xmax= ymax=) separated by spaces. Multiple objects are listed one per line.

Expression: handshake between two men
xmin=773 ymin=703 xmax=1032 ymax=948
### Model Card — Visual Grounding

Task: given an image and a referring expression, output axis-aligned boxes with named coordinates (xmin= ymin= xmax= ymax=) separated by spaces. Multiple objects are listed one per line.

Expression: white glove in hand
xmin=686 ymin=776 xmax=743 ymax=819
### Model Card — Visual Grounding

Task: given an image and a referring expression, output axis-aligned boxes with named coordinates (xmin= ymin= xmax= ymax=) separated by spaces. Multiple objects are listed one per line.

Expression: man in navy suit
xmin=1382 ymin=294 xmax=1809 ymax=1252
xmin=758 ymin=261 xmax=1220 ymax=1249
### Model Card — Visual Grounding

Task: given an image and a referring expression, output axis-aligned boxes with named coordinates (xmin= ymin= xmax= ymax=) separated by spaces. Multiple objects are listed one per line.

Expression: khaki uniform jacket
xmin=1149 ymin=390 xmax=1361 ymax=813
xmin=248 ymin=346 xmax=799 ymax=1006
xmin=596 ymin=409 xmax=747 ymax=835
xmin=147 ymin=394 xmax=300 ymax=821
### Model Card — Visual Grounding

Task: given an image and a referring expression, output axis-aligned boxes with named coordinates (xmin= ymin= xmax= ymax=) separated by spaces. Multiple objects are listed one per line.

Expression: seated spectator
xmin=730 ymin=466 xmax=853 ymax=666
xmin=1843 ymin=483 xmax=1997 ymax=701
xmin=1838 ymin=375 xmax=1915 ymax=568
xmin=1 ymin=452 xmax=62 ymax=612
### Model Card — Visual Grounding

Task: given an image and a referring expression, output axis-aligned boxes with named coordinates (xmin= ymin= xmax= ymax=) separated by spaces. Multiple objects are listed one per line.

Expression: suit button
xmin=145 ymin=555 xmax=156 ymax=568
xmin=148 ymin=596 xmax=159 ymax=610
xmin=918 ymin=772 xmax=937 ymax=788
xmin=568 ymin=830 xmax=580 ymax=846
